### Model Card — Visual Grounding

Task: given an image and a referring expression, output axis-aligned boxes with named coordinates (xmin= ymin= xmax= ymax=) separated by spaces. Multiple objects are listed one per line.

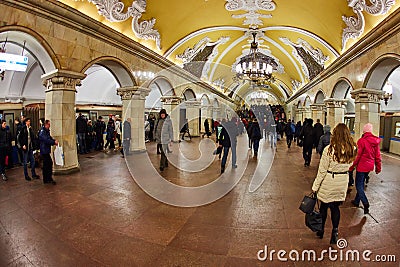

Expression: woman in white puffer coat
xmin=312 ymin=123 xmax=357 ymax=245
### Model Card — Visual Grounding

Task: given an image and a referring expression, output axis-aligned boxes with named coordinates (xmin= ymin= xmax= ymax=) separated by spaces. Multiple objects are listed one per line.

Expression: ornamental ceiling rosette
xmin=88 ymin=0 xmax=161 ymax=49
xmin=225 ymin=0 xmax=276 ymax=26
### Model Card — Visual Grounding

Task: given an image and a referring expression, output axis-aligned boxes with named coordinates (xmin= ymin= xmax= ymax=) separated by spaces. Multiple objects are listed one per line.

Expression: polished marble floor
xmin=0 ymin=136 xmax=399 ymax=266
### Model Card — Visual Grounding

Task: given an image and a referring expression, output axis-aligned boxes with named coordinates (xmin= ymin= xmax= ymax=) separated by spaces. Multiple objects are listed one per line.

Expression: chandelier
xmin=382 ymin=81 xmax=393 ymax=106
xmin=235 ymin=32 xmax=277 ymax=85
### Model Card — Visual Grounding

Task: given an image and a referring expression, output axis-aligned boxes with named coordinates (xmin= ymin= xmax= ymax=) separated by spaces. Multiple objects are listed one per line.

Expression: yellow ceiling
xmin=58 ymin=0 xmax=400 ymax=102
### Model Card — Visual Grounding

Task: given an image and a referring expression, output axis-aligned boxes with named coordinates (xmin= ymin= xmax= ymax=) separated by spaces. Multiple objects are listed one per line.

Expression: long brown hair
xmin=327 ymin=123 xmax=356 ymax=164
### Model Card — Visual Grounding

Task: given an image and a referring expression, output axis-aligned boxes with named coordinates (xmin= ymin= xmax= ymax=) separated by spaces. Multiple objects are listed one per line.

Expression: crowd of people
xmin=0 ymin=116 xmax=58 ymax=184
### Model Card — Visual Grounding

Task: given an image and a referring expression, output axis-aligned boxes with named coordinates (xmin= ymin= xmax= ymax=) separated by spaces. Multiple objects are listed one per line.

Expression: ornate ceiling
xmin=58 ymin=0 xmax=399 ymax=103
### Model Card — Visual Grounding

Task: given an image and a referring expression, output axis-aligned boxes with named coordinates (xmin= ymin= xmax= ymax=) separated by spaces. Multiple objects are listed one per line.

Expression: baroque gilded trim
xmin=225 ymin=0 xmax=276 ymax=26
xmin=88 ymin=0 xmax=161 ymax=49
xmin=342 ymin=0 xmax=396 ymax=50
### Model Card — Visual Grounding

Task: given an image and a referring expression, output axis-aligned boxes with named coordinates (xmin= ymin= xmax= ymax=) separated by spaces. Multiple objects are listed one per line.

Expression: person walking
xmin=115 ymin=115 xmax=122 ymax=149
xmin=15 ymin=118 xmax=24 ymax=166
xmin=218 ymin=120 xmax=232 ymax=174
xmin=202 ymin=118 xmax=211 ymax=138
xmin=104 ymin=116 xmax=116 ymax=151
xmin=94 ymin=116 xmax=106 ymax=151
xmin=285 ymin=119 xmax=295 ymax=148
xmin=154 ymin=109 xmax=173 ymax=171
xmin=38 ymin=120 xmax=58 ymax=185
xmin=180 ymin=119 xmax=191 ymax=141
xmin=300 ymin=119 xmax=314 ymax=166
xmin=18 ymin=118 xmax=40 ymax=181
xmin=250 ymin=118 xmax=262 ymax=158
xmin=349 ymin=123 xmax=381 ymax=214
xmin=312 ymin=123 xmax=357 ymax=244
xmin=317 ymin=125 xmax=331 ymax=157
xmin=313 ymin=119 xmax=324 ymax=149
xmin=0 ymin=121 xmax=10 ymax=181
xmin=121 ymin=118 xmax=131 ymax=158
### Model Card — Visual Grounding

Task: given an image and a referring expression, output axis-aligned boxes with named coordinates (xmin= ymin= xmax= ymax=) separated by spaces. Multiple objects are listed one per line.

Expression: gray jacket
xmin=317 ymin=132 xmax=331 ymax=156
xmin=154 ymin=116 xmax=173 ymax=144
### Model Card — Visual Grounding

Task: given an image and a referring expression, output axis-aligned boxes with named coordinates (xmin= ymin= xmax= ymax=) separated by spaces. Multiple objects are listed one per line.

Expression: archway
xmin=331 ymin=78 xmax=354 ymax=114
xmin=0 ymin=28 xmax=58 ymax=140
xmin=314 ymin=90 xmax=325 ymax=104
xmin=364 ymin=54 xmax=400 ymax=153
xmin=180 ymin=88 xmax=198 ymax=136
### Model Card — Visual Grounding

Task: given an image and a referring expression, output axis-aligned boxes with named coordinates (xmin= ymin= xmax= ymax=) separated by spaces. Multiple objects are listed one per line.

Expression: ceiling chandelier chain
xmin=235 ymin=31 xmax=277 ymax=86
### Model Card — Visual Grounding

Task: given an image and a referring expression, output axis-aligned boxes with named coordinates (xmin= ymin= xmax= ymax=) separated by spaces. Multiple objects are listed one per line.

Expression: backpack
xmin=290 ymin=123 xmax=296 ymax=134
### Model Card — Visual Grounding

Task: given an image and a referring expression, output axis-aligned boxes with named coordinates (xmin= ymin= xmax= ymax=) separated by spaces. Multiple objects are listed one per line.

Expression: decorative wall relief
xmin=225 ymin=0 xmax=276 ymax=26
xmin=342 ymin=0 xmax=395 ymax=50
xmin=291 ymin=79 xmax=302 ymax=91
xmin=88 ymin=0 xmax=161 ymax=49
xmin=280 ymin=37 xmax=329 ymax=81
xmin=176 ymin=36 xmax=230 ymax=79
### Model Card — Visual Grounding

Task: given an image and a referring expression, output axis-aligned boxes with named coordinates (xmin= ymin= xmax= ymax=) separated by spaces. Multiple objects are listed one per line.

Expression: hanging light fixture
xmin=235 ymin=32 xmax=277 ymax=85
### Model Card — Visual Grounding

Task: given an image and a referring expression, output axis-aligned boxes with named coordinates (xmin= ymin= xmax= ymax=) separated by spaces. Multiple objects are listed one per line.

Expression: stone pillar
xmin=296 ymin=108 xmax=304 ymax=123
xmin=351 ymin=88 xmax=384 ymax=140
xmin=302 ymin=107 xmax=312 ymax=120
xmin=117 ymin=86 xmax=150 ymax=153
xmin=161 ymin=96 xmax=182 ymax=142
xmin=41 ymin=70 xmax=86 ymax=174
xmin=201 ymin=105 xmax=213 ymax=134
xmin=213 ymin=107 xmax=221 ymax=121
xmin=324 ymin=98 xmax=346 ymax=128
xmin=310 ymin=104 xmax=325 ymax=123
xmin=185 ymin=100 xmax=201 ymax=137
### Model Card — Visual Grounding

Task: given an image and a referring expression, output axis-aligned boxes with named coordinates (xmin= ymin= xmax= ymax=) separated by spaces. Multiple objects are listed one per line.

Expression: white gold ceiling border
xmin=225 ymin=0 xmax=276 ymax=26
xmin=342 ymin=0 xmax=395 ymax=51
xmin=87 ymin=0 xmax=161 ymax=49
xmin=280 ymin=37 xmax=329 ymax=81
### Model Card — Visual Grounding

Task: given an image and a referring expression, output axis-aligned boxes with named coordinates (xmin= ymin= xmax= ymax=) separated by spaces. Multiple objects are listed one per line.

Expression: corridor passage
xmin=0 ymin=138 xmax=399 ymax=266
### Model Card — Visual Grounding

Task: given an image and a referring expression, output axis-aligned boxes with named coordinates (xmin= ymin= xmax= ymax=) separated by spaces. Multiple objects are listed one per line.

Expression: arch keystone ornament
xmin=351 ymin=88 xmax=384 ymax=140
xmin=41 ymin=70 xmax=87 ymax=174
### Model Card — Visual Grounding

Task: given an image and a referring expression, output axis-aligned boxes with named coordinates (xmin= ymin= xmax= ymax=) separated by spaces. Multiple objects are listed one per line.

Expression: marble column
xmin=201 ymin=105 xmax=213 ymax=134
xmin=295 ymin=108 xmax=304 ymax=123
xmin=213 ymin=107 xmax=221 ymax=121
xmin=324 ymin=98 xmax=346 ymax=128
xmin=41 ymin=70 xmax=86 ymax=174
xmin=310 ymin=104 xmax=325 ymax=123
xmin=161 ymin=96 xmax=182 ymax=142
xmin=117 ymin=86 xmax=150 ymax=153
xmin=185 ymin=100 xmax=201 ymax=137
xmin=351 ymin=88 xmax=384 ymax=140
xmin=302 ymin=107 xmax=312 ymax=120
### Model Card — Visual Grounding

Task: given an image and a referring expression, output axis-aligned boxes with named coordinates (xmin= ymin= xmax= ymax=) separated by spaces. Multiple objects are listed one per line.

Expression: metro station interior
xmin=0 ymin=0 xmax=399 ymax=266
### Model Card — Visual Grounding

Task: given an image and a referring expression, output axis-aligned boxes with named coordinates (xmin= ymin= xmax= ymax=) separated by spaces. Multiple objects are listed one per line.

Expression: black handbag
xmin=305 ymin=211 xmax=322 ymax=232
xmin=299 ymin=192 xmax=317 ymax=214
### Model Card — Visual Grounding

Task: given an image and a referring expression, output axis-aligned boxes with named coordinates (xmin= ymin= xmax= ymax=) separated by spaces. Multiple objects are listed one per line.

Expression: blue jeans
xmin=23 ymin=149 xmax=37 ymax=177
xmin=221 ymin=146 xmax=230 ymax=168
xmin=253 ymin=139 xmax=260 ymax=155
xmin=354 ymin=171 xmax=369 ymax=206
xmin=231 ymin=142 xmax=237 ymax=167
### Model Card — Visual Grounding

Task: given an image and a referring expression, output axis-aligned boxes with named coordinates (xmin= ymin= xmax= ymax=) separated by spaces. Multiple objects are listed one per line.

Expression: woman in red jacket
xmin=349 ymin=123 xmax=382 ymax=214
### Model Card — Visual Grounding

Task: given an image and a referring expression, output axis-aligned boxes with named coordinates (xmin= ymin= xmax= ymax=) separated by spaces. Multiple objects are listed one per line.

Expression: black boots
xmin=330 ymin=228 xmax=338 ymax=245
xmin=363 ymin=203 xmax=370 ymax=214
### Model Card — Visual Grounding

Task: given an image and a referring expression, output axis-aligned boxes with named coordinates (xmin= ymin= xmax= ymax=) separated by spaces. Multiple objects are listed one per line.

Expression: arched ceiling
xmin=57 ymin=0 xmax=400 ymax=102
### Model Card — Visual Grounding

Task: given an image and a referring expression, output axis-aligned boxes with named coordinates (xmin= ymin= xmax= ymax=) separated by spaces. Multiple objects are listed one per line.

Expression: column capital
xmin=41 ymin=69 xmax=86 ymax=92
xmin=324 ymin=98 xmax=346 ymax=108
xmin=161 ymin=95 xmax=183 ymax=105
xmin=117 ymin=86 xmax=150 ymax=100
xmin=350 ymin=88 xmax=384 ymax=104
xmin=310 ymin=103 xmax=325 ymax=111
xmin=185 ymin=100 xmax=202 ymax=108
xmin=296 ymin=107 xmax=305 ymax=112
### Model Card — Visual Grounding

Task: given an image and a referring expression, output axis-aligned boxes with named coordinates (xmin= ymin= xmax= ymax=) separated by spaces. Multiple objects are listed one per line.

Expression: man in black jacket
xmin=76 ymin=113 xmax=88 ymax=154
xmin=313 ymin=119 xmax=324 ymax=149
xmin=300 ymin=118 xmax=314 ymax=166
xmin=18 ymin=118 xmax=40 ymax=181
xmin=0 ymin=120 xmax=10 ymax=181
xmin=94 ymin=116 xmax=106 ymax=151
xmin=39 ymin=120 xmax=58 ymax=185
xmin=218 ymin=119 xmax=238 ymax=174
